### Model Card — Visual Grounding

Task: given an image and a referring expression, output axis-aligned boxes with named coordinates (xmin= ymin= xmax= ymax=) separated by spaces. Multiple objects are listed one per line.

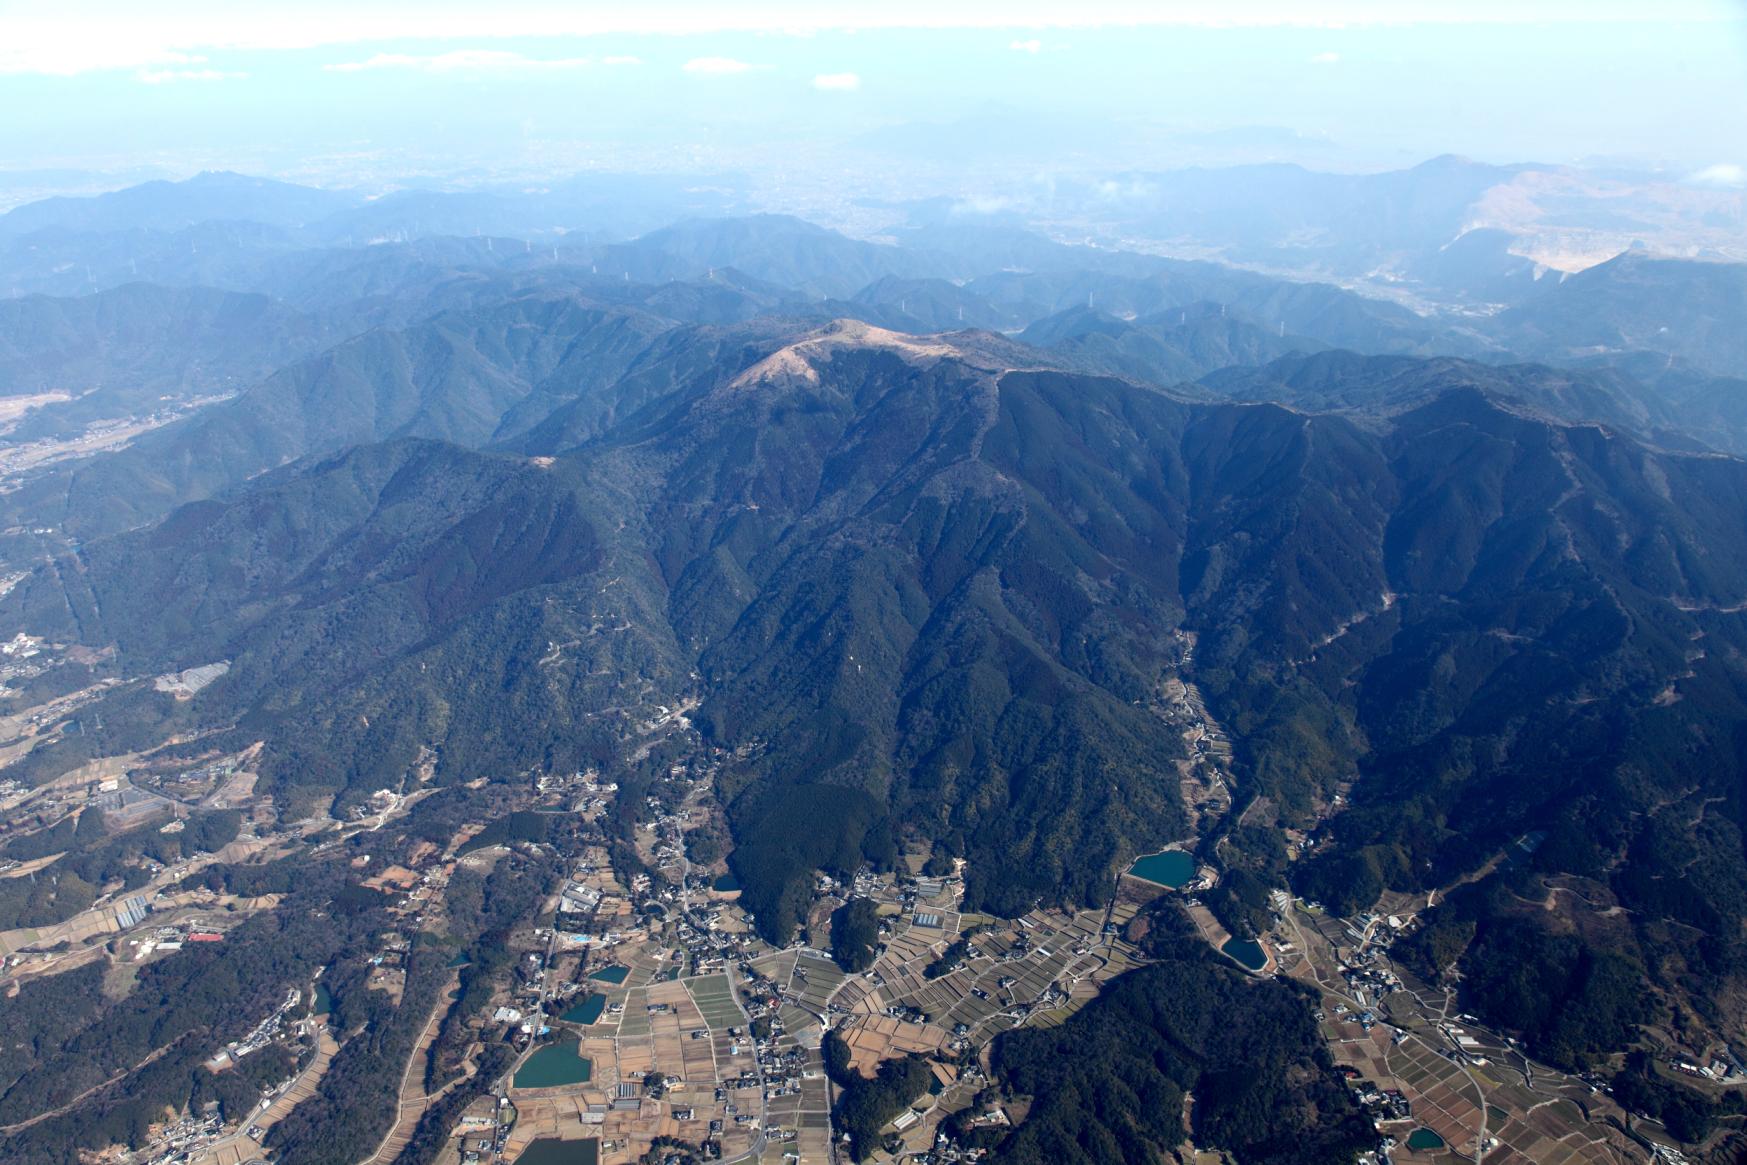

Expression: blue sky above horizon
xmin=2 ymin=1 xmax=1745 ymax=187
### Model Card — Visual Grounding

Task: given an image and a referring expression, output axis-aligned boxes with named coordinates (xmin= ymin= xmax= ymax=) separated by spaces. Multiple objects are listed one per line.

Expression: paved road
xmin=717 ymin=969 xmax=772 ymax=1165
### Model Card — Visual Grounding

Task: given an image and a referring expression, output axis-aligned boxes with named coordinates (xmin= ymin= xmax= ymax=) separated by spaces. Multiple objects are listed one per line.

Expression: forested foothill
xmin=815 ymin=917 xmax=1379 ymax=1164
xmin=976 ymin=943 xmax=1375 ymax=1165
xmin=0 ymin=806 xmax=242 ymax=930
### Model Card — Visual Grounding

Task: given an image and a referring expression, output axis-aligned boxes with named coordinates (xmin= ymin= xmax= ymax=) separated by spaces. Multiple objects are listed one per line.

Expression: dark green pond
xmin=1222 ymin=936 xmax=1268 ymax=972
xmin=513 ymin=1039 xmax=593 ymax=1089
xmin=1127 ymin=849 xmax=1194 ymax=888
xmin=515 ymin=1138 xmax=600 ymax=1165
xmin=313 ymin=984 xmax=332 ymax=1016
xmin=559 ymin=993 xmax=606 ymax=1025
xmin=447 ymin=951 xmax=471 ymax=968
xmin=587 ymin=965 xmax=629 ymax=985
xmin=711 ymin=873 xmax=741 ymax=892
xmin=1406 ymin=1128 xmax=1446 ymax=1152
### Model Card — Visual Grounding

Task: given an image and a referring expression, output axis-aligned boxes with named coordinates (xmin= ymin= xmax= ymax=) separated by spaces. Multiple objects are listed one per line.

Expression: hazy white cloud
xmin=324 ymin=49 xmax=591 ymax=72
xmin=812 ymin=71 xmax=860 ymax=90
xmin=1094 ymin=177 xmax=1158 ymax=200
xmin=138 ymin=67 xmax=246 ymax=84
xmin=952 ymin=195 xmax=1019 ymax=215
xmin=11 ymin=1 xmax=1721 ymax=77
xmin=1009 ymin=38 xmax=1043 ymax=53
xmin=131 ymin=51 xmax=246 ymax=83
xmin=325 ymin=54 xmax=404 ymax=72
xmin=682 ymin=56 xmax=759 ymax=74
xmin=1310 ymin=50 xmax=1340 ymax=63
xmin=1685 ymin=162 xmax=1746 ymax=188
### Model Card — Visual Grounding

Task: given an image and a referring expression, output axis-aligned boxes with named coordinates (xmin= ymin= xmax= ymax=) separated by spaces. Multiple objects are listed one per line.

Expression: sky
xmin=1 ymin=0 xmax=1745 ymax=188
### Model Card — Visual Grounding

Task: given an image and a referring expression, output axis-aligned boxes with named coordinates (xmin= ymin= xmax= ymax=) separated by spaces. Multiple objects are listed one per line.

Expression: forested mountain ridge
xmin=1502 ymin=251 xmax=1747 ymax=379
xmin=7 ymin=436 xmax=691 ymax=820
xmin=10 ymin=318 xmax=1747 ymax=1054
xmin=8 ymin=264 xmax=1744 ymax=565
xmin=1203 ymin=348 xmax=1747 ymax=458
xmin=0 ymin=294 xmax=677 ymax=537
xmin=0 ymin=282 xmax=342 ymax=400
xmin=0 ymin=282 xmax=361 ymax=444
xmin=1019 ymin=302 xmax=1331 ymax=385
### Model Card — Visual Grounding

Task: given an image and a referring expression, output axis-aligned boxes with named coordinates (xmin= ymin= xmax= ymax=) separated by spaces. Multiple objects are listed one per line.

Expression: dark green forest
xmin=984 ymin=951 xmax=1375 ymax=1165
xmin=822 ymin=1030 xmax=935 ymax=1162
xmin=828 ymin=897 xmax=881 ymax=973
xmin=0 ymin=807 xmax=241 ymax=930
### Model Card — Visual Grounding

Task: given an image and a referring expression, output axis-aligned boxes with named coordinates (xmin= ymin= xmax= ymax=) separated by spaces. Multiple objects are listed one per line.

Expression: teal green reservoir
xmin=513 ymin=1039 xmax=593 ymax=1088
xmin=515 ymin=1138 xmax=599 ymax=1165
xmin=1222 ymin=936 xmax=1268 ymax=971
xmin=560 ymin=993 xmax=606 ymax=1025
xmin=587 ymin=965 xmax=629 ymax=985
xmin=1127 ymin=849 xmax=1194 ymax=888
xmin=1406 ymin=1128 xmax=1446 ymax=1152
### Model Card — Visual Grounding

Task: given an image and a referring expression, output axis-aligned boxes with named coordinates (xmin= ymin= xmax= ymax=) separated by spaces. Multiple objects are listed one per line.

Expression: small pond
xmin=1126 ymin=849 xmax=1195 ymax=888
xmin=1405 ymin=1128 xmax=1446 ymax=1152
xmin=513 ymin=1039 xmax=593 ymax=1089
xmin=515 ymin=1138 xmax=599 ymax=1165
xmin=1221 ymin=936 xmax=1268 ymax=972
xmin=559 ymin=993 xmax=606 ymax=1025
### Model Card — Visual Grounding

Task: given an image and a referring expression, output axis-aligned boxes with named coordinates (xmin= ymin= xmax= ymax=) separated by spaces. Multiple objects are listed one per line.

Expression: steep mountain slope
xmin=597 ymin=324 xmax=1194 ymax=926
xmin=0 ymin=283 xmax=351 ymax=439
xmin=845 ymin=275 xmax=1022 ymax=332
xmin=1403 ymin=225 xmax=1545 ymax=303
xmin=1203 ymin=349 xmax=1747 ymax=457
xmin=8 ymin=438 xmax=687 ymax=819
xmin=596 ymin=214 xmax=948 ymax=299
xmin=9 ymin=322 xmax=1202 ymax=937
xmin=510 ymin=320 xmax=804 ymax=455
xmin=7 ymin=322 xmax=1747 ymax=1055
xmin=0 ymin=283 xmax=332 ymax=396
xmin=1501 ymin=251 xmax=1747 ymax=378
xmin=969 ymin=265 xmax=1477 ymax=357
xmin=1020 ymin=303 xmax=1330 ymax=385
xmin=0 ymin=294 xmax=676 ymax=537
xmin=1275 ymin=390 xmax=1747 ymax=1061
xmin=1595 ymin=354 xmax=1747 ymax=458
